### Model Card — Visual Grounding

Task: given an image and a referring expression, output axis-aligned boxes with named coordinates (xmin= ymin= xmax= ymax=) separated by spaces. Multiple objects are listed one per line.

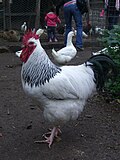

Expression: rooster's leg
xmin=35 ymin=127 xmax=61 ymax=148
xmin=42 ymin=127 xmax=61 ymax=137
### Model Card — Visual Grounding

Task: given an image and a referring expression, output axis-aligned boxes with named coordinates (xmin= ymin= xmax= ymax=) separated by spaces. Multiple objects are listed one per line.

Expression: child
xmin=45 ymin=7 xmax=61 ymax=42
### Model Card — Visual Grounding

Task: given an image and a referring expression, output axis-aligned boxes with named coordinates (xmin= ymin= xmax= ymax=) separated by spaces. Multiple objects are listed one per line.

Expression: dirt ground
xmin=0 ymin=37 xmax=120 ymax=160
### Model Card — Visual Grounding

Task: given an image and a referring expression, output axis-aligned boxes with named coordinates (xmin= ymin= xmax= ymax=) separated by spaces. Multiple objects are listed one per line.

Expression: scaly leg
xmin=35 ymin=127 xmax=61 ymax=148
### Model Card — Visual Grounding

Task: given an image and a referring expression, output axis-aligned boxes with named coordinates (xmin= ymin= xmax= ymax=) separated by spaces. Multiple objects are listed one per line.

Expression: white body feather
xmin=20 ymin=30 xmax=115 ymax=147
xmin=51 ymin=31 xmax=77 ymax=64
xmin=21 ymin=39 xmax=96 ymax=125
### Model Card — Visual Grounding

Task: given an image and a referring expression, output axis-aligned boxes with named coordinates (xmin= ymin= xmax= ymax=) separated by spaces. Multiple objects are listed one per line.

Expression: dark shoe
xmin=76 ymin=46 xmax=84 ymax=51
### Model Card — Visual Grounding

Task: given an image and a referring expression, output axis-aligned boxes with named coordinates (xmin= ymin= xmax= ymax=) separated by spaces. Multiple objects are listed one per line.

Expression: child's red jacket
xmin=45 ymin=12 xmax=61 ymax=27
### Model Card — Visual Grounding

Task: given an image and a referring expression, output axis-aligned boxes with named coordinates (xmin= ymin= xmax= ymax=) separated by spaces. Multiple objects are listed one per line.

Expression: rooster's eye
xmin=29 ymin=42 xmax=34 ymax=45
xmin=28 ymin=42 xmax=35 ymax=47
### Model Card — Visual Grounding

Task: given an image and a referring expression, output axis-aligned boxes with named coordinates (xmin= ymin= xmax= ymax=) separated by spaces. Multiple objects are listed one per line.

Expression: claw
xmin=34 ymin=126 xmax=61 ymax=148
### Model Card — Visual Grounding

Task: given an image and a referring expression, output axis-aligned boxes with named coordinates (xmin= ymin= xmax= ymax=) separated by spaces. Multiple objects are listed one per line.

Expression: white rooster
xmin=51 ymin=30 xmax=77 ymax=64
xmin=19 ymin=30 xmax=116 ymax=148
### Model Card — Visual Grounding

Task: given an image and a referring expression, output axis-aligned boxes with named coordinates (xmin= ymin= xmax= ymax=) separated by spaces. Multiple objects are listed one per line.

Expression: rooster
xmin=83 ymin=23 xmax=92 ymax=35
xmin=19 ymin=30 xmax=116 ymax=148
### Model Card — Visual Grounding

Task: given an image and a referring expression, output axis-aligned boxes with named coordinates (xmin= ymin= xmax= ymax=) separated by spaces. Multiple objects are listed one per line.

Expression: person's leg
xmin=63 ymin=5 xmax=72 ymax=45
xmin=107 ymin=10 xmax=119 ymax=30
xmin=50 ymin=26 xmax=54 ymax=41
xmin=51 ymin=27 xmax=57 ymax=42
xmin=108 ymin=15 xmax=113 ymax=30
xmin=72 ymin=4 xmax=83 ymax=48
xmin=47 ymin=26 xmax=52 ymax=41
xmin=113 ymin=11 xmax=119 ymax=25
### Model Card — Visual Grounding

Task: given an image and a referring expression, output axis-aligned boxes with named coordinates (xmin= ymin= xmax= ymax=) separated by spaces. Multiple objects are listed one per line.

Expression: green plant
xmin=99 ymin=25 xmax=120 ymax=98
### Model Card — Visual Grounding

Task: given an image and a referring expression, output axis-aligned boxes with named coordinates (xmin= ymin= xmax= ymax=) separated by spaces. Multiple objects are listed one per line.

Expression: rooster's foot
xmin=43 ymin=127 xmax=61 ymax=138
xmin=35 ymin=127 xmax=61 ymax=148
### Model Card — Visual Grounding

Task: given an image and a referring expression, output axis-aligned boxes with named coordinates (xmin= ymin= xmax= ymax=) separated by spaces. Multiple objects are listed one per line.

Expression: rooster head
xmin=20 ymin=29 xmax=41 ymax=63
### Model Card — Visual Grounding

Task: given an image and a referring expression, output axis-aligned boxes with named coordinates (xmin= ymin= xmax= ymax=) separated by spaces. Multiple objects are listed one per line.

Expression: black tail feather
xmin=85 ymin=54 xmax=117 ymax=91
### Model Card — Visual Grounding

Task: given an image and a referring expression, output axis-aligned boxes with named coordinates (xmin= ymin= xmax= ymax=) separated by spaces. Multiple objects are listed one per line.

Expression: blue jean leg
xmin=64 ymin=5 xmax=72 ymax=45
xmin=64 ymin=4 xmax=83 ymax=47
xmin=47 ymin=27 xmax=52 ymax=40
xmin=72 ymin=5 xmax=83 ymax=47
xmin=47 ymin=26 xmax=56 ymax=40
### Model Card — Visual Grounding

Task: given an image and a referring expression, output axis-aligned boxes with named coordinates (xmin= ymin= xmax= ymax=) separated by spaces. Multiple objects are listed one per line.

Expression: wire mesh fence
xmin=0 ymin=0 xmax=119 ymax=49
xmin=0 ymin=0 xmax=108 ymax=30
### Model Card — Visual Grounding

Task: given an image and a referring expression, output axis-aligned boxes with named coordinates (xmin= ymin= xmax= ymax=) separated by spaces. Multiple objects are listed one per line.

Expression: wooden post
xmin=35 ymin=0 xmax=41 ymax=29
xmin=2 ymin=0 xmax=6 ymax=30
xmin=4 ymin=0 xmax=12 ymax=29
xmin=8 ymin=0 xmax=12 ymax=29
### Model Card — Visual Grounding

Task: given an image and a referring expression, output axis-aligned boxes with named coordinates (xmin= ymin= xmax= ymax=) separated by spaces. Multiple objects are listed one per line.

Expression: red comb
xmin=22 ymin=29 xmax=39 ymax=45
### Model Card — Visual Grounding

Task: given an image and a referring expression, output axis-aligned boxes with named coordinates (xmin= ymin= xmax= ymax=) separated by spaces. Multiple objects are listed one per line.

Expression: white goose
xmin=51 ymin=30 xmax=77 ymax=64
